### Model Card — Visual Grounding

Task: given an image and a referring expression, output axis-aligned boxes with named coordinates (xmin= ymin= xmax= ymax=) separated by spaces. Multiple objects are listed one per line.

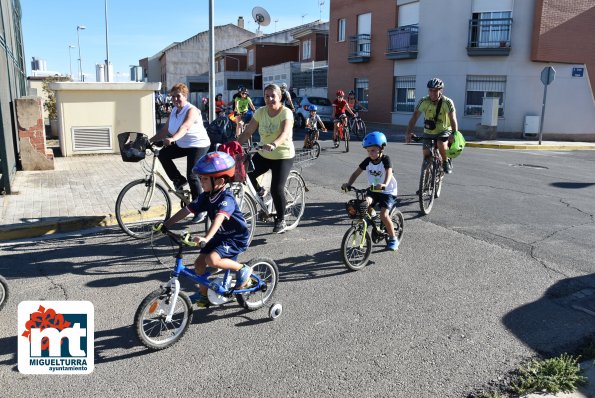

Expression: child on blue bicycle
xmin=303 ymin=105 xmax=327 ymax=149
xmin=341 ymin=131 xmax=400 ymax=251
xmin=157 ymin=151 xmax=251 ymax=307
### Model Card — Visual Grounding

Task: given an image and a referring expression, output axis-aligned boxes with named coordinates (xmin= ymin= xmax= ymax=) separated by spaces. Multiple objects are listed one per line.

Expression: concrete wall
xmin=15 ymin=97 xmax=53 ymax=170
xmin=50 ymin=82 xmax=161 ymax=156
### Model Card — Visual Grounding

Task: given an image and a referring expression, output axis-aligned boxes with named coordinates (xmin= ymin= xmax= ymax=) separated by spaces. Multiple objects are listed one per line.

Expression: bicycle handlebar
xmin=342 ymin=185 xmax=385 ymax=194
xmin=154 ymin=223 xmax=205 ymax=248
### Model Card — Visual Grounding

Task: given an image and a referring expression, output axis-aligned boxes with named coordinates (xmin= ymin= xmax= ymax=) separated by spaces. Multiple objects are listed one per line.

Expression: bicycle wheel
xmin=434 ymin=166 xmax=444 ymax=198
xmin=344 ymin=127 xmax=350 ymax=152
xmin=283 ymin=171 xmax=306 ymax=230
xmin=353 ymin=119 xmax=366 ymax=140
xmin=0 ymin=275 xmax=8 ymax=311
xmin=115 ymin=179 xmax=172 ymax=239
xmin=235 ymin=189 xmax=257 ymax=246
xmin=341 ymin=223 xmax=372 ymax=271
xmin=418 ymin=160 xmax=436 ymax=215
xmin=386 ymin=207 xmax=405 ymax=243
xmin=134 ymin=288 xmax=193 ymax=350
xmin=236 ymin=257 xmax=279 ymax=310
xmin=312 ymin=142 xmax=321 ymax=159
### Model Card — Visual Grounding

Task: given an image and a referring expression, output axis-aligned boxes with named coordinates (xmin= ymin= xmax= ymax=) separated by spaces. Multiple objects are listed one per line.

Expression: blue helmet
xmin=362 ymin=131 xmax=387 ymax=148
xmin=192 ymin=151 xmax=235 ymax=178
xmin=309 ymin=105 xmax=318 ymax=112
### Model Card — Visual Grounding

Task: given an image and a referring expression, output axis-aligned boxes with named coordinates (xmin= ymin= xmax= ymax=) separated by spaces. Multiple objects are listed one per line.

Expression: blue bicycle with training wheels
xmin=134 ymin=227 xmax=280 ymax=350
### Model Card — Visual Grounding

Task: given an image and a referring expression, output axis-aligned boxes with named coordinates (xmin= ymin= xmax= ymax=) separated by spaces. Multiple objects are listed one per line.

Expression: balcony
xmin=386 ymin=25 xmax=418 ymax=60
xmin=467 ymin=18 xmax=512 ymax=56
xmin=348 ymin=34 xmax=371 ymax=63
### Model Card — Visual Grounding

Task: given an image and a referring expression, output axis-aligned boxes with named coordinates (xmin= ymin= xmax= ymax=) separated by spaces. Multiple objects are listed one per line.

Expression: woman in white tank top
xmin=149 ymin=83 xmax=210 ymax=221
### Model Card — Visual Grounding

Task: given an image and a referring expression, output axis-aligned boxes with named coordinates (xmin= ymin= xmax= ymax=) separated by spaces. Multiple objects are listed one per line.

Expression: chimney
xmin=238 ymin=16 xmax=244 ymax=29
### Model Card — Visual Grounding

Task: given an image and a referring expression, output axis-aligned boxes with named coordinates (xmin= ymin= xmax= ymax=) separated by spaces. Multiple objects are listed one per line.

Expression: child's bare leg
xmin=380 ymin=207 xmax=395 ymax=238
xmin=194 ymin=254 xmax=209 ymax=297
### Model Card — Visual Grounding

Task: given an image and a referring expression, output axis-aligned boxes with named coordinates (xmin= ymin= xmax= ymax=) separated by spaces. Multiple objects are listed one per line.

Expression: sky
xmin=21 ymin=0 xmax=329 ymax=81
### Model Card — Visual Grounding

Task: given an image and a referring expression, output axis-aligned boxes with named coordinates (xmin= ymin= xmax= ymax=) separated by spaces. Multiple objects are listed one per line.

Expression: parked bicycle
xmin=114 ymin=132 xmax=256 ymax=242
xmin=340 ymin=186 xmax=405 ymax=271
xmin=134 ymin=227 xmax=279 ymax=350
xmin=334 ymin=114 xmax=351 ymax=152
xmin=348 ymin=112 xmax=366 ymax=140
xmin=231 ymin=144 xmax=307 ymax=231
xmin=303 ymin=127 xmax=322 ymax=159
xmin=0 ymin=274 xmax=8 ymax=312
xmin=412 ymin=134 xmax=445 ymax=215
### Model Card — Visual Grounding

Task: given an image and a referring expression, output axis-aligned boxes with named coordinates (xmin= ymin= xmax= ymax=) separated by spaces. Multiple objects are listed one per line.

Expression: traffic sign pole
xmin=538 ymin=66 xmax=555 ymax=145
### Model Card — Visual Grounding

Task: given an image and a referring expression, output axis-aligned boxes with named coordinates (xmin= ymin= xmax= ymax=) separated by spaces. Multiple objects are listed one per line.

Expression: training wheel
xmin=269 ymin=303 xmax=283 ymax=320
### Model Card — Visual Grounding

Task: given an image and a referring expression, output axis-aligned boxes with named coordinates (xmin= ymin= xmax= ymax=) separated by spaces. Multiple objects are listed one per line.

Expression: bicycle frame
xmin=142 ymin=146 xmax=191 ymax=208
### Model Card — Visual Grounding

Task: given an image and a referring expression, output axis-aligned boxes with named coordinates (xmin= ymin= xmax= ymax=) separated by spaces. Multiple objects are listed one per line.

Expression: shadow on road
xmin=502 ymin=273 xmax=595 ymax=356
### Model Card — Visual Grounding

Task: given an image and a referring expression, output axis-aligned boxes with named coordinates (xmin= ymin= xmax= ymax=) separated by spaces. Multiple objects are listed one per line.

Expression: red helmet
xmin=192 ymin=152 xmax=235 ymax=178
xmin=336 ymin=90 xmax=345 ymax=96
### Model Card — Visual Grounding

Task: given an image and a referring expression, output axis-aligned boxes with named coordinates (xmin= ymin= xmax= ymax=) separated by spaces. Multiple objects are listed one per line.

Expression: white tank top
xmin=168 ymin=103 xmax=210 ymax=148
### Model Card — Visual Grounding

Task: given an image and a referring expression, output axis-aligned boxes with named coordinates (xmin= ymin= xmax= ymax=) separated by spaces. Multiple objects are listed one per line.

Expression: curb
xmin=0 ymin=215 xmax=115 ymax=241
xmin=466 ymin=142 xmax=595 ymax=150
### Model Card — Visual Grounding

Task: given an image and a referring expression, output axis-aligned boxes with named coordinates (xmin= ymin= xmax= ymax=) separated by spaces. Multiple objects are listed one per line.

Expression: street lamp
xmin=76 ymin=25 xmax=86 ymax=82
xmin=68 ymin=45 xmax=76 ymax=78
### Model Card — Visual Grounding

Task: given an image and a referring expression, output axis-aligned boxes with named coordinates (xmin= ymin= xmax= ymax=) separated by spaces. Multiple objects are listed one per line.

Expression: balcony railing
xmin=467 ymin=18 xmax=512 ymax=56
xmin=348 ymin=34 xmax=371 ymax=63
xmin=386 ymin=25 xmax=418 ymax=60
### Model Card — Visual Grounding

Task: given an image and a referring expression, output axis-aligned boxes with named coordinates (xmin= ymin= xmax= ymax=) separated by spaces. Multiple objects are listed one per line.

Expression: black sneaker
xmin=273 ymin=219 xmax=287 ymax=234
xmin=192 ymin=211 xmax=206 ymax=223
xmin=443 ymin=161 xmax=452 ymax=174
xmin=174 ymin=179 xmax=188 ymax=191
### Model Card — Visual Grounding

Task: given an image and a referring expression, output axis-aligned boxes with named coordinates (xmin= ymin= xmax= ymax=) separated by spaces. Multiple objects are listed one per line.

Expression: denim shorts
xmin=366 ymin=191 xmax=397 ymax=211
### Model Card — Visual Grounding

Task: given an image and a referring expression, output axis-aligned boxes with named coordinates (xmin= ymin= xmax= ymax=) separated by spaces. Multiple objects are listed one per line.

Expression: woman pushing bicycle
xmin=238 ymin=83 xmax=295 ymax=234
xmin=154 ymin=151 xmax=252 ymax=308
xmin=341 ymin=131 xmax=400 ymax=251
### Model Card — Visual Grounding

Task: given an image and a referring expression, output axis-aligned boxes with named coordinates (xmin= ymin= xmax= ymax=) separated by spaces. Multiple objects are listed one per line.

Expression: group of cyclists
xmin=151 ymin=77 xmax=459 ymax=301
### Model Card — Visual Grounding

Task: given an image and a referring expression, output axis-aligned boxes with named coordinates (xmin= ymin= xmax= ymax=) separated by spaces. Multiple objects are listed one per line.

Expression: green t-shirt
xmin=235 ymin=97 xmax=251 ymax=113
xmin=415 ymin=95 xmax=456 ymax=134
xmin=253 ymin=106 xmax=294 ymax=160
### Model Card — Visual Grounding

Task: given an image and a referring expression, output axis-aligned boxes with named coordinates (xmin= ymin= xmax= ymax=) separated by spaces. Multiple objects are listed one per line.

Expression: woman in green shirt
xmin=238 ymin=84 xmax=295 ymax=234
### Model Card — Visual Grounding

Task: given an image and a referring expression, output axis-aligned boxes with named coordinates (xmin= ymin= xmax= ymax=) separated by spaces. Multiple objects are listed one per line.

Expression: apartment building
xmin=329 ymin=0 xmax=595 ymax=140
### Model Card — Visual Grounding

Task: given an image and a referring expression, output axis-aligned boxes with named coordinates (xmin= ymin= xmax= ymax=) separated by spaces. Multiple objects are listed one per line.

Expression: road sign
xmin=540 ymin=66 xmax=555 ymax=86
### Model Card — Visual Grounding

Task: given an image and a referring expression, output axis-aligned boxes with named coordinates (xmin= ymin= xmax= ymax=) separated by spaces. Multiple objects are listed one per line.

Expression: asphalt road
xmin=1 ymin=138 xmax=594 ymax=397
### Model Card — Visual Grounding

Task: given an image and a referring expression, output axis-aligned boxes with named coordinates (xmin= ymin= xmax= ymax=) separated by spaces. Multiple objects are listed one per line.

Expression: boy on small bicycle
xmin=156 ymin=151 xmax=252 ymax=307
xmin=341 ymin=131 xmax=400 ymax=251
xmin=303 ymin=105 xmax=327 ymax=148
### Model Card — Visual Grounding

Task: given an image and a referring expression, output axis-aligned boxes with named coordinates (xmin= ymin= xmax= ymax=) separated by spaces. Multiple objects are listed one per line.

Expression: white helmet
xmin=280 ymin=82 xmax=288 ymax=90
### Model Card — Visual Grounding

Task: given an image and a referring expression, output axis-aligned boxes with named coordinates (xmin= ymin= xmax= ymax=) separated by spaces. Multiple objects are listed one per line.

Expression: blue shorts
xmin=200 ymin=235 xmax=248 ymax=261
xmin=366 ymin=190 xmax=397 ymax=211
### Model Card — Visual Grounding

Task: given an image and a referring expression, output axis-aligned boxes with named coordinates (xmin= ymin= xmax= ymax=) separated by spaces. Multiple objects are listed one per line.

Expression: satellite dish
xmin=252 ymin=6 xmax=271 ymax=33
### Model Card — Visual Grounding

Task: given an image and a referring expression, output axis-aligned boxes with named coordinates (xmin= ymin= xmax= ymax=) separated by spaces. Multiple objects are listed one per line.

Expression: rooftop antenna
xmin=252 ymin=6 xmax=271 ymax=35
xmin=319 ymin=1 xmax=325 ymax=21
xmin=274 ymin=19 xmax=279 ymax=32
xmin=301 ymin=13 xmax=307 ymax=24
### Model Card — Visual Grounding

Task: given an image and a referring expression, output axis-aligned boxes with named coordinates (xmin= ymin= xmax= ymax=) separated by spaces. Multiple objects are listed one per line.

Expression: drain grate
xmin=509 ymin=164 xmax=549 ymax=170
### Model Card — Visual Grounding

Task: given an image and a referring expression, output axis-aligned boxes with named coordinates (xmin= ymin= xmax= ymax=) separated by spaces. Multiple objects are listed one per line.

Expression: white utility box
xmin=523 ymin=115 xmax=540 ymax=138
xmin=481 ymin=97 xmax=499 ymax=127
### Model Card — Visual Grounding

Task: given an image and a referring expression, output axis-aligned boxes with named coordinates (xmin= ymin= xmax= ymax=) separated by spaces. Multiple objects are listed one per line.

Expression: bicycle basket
xmin=118 ymin=132 xmax=148 ymax=162
xmin=345 ymin=199 xmax=368 ymax=219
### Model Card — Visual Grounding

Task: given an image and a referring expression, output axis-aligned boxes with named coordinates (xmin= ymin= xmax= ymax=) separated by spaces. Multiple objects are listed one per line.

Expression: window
xmin=338 ymin=18 xmax=346 ymax=42
xmin=394 ymin=76 xmax=416 ymax=112
xmin=302 ymin=39 xmax=311 ymax=60
xmin=248 ymin=49 xmax=254 ymax=66
xmin=464 ymin=75 xmax=506 ymax=116
xmin=470 ymin=11 xmax=512 ymax=47
xmin=354 ymin=78 xmax=369 ymax=109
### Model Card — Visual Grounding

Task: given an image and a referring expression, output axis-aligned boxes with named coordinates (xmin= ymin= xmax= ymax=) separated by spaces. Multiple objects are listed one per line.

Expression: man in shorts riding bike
xmin=405 ymin=78 xmax=459 ymax=174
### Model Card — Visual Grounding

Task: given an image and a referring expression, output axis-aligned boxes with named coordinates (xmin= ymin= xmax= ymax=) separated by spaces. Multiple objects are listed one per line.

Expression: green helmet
xmin=446 ymin=131 xmax=465 ymax=159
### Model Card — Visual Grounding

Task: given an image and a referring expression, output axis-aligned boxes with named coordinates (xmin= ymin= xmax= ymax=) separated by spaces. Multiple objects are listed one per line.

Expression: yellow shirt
xmin=415 ymin=95 xmax=456 ymax=135
xmin=253 ymin=106 xmax=295 ymax=160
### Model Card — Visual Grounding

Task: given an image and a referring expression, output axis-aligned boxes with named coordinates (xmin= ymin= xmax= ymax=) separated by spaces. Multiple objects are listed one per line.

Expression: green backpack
xmin=446 ymin=130 xmax=466 ymax=159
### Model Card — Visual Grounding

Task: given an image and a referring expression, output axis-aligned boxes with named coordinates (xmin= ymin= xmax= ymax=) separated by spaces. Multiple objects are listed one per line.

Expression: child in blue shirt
xmin=159 ymin=151 xmax=251 ymax=307
xmin=341 ymin=131 xmax=400 ymax=251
